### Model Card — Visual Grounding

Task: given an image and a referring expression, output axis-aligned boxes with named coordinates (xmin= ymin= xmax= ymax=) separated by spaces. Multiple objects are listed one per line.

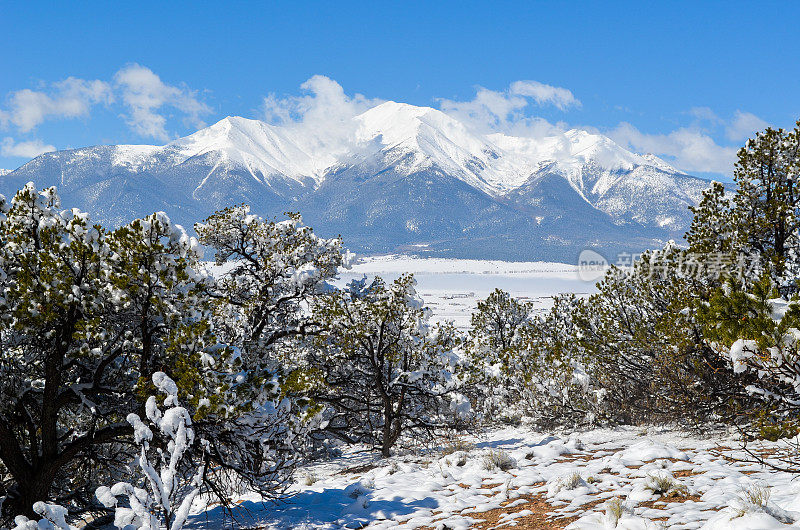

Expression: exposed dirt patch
xmin=637 ymin=492 xmax=705 ymax=510
xmin=642 ymin=457 xmax=691 ymax=464
xmin=671 ymin=468 xmax=701 ymax=478
xmin=555 ymin=454 xmax=596 ymax=463
xmin=468 ymin=493 xmax=580 ymax=529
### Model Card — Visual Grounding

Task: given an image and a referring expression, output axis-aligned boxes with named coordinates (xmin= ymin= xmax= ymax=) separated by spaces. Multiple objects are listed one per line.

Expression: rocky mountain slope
xmin=1 ymin=102 xmax=710 ymax=261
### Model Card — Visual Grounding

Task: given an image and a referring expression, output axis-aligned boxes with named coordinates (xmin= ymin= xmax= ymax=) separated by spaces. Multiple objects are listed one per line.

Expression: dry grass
xmin=604 ymin=497 xmax=630 ymax=527
xmin=645 ymin=473 xmax=689 ymax=498
xmin=440 ymin=434 xmax=475 ymax=455
xmin=734 ymin=483 xmax=770 ymax=517
xmin=483 ymin=449 xmax=516 ymax=471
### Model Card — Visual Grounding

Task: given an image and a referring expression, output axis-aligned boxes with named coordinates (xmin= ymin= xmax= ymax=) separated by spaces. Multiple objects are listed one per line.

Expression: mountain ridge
xmin=1 ymin=102 xmax=711 ymax=261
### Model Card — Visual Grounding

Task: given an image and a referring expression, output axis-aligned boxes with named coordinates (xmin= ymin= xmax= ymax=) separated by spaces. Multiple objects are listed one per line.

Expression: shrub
xmin=482 ymin=449 xmax=516 ymax=471
xmin=645 ymin=473 xmax=688 ymax=498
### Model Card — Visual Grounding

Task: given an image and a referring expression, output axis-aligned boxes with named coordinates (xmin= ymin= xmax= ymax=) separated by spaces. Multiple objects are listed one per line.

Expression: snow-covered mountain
xmin=1 ymin=102 xmax=710 ymax=261
xmin=0 ymin=169 xmax=10 ymax=177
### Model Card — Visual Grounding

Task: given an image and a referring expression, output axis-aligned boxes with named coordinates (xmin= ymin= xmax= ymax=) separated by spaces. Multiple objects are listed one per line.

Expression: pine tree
xmin=0 ymin=186 xmax=214 ymax=521
xmin=732 ymin=122 xmax=800 ymax=293
xmin=0 ymin=190 xmax=333 ymax=523
xmin=686 ymin=181 xmax=736 ymax=257
xmin=519 ymin=294 xmax=595 ymax=427
xmin=194 ymin=205 xmax=348 ymax=498
xmin=574 ymin=244 xmax=748 ymax=423
xmin=308 ymin=275 xmax=469 ymax=457
xmin=462 ymin=289 xmax=533 ymax=421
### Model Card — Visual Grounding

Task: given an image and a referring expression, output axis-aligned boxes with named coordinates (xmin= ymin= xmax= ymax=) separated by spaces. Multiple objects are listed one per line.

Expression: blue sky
xmin=1 ymin=1 xmax=798 ymax=178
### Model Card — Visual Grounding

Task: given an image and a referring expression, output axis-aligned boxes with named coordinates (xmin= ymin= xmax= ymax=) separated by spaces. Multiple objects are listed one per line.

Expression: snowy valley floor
xmin=188 ymin=425 xmax=800 ymax=529
xmin=335 ymin=255 xmax=593 ymax=330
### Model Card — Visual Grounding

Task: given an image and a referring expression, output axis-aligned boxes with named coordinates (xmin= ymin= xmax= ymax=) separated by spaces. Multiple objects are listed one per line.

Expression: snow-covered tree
xmin=733 ymin=123 xmax=800 ymax=295
xmin=686 ymin=181 xmax=737 ymax=258
xmin=96 ymin=372 xmax=205 ymax=530
xmin=462 ymin=289 xmax=534 ymax=420
xmin=686 ymin=122 xmax=800 ymax=296
xmin=698 ymin=275 xmax=800 ymax=438
xmin=462 ymin=290 xmax=596 ymax=427
xmin=574 ymin=243 xmax=751 ymax=424
xmin=308 ymin=274 xmax=470 ymax=457
xmin=0 ymin=184 xmax=222 ymax=521
xmin=193 ymin=205 xmax=348 ymax=499
xmin=0 ymin=187 xmax=320 ymax=523
xmin=517 ymin=294 xmax=596 ymax=427
xmin=196 ymin=206 xmax=347 ymax=356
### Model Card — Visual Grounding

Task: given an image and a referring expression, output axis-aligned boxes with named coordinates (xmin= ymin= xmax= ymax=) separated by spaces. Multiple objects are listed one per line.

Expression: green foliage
xmin=753 ymin=410 xmax=800 ymax=442
xmin=687 ymin=181 xmax=736 ymax=257
xmin=0 ymin=191 xmax=338 ymax=522
xmin=308 ymin=274 xmax=467 ymax=456
xmin=686 ymin=121 xmax=800 ymax=295
xmin=733 ymin=123 xmax=800 ymax=283
xmin=697 ymin=275 xmax=785 ymax=347
xmin=696 ymin=272 xmax=800 ymax=434
xmin=462 ymin=289 xmax=533 ymax=418
xmin=571 ymin=243 xmax=753 ymax=424
xmin=518 ymin=294 xmax=595 ymax=426
xmin=0 ymin=188 xmax=225 ymax=521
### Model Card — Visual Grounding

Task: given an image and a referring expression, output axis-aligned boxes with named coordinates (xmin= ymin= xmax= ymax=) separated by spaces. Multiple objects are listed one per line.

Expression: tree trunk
xmin=5 ymin=470 xmax=54 ymax=520
xmin=381 ymin=401 xmax=392 ymax=458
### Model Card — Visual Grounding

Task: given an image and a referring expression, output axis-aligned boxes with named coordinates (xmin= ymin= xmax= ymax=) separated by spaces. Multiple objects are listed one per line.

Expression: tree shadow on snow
xmin=474 ymin=437 xmax=526 ymax=449
xmin=189 ymin=487 xmax=441 ymax=529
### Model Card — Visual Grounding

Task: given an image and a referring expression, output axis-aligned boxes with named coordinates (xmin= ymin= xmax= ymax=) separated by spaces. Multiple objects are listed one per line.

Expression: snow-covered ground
xmin=336 ymin=255 xmax=594 ymax=329
xmin=189 ymin=257 xmax=799 ymax=529
xmin=188 ymin=425 xmax=800 ymax=529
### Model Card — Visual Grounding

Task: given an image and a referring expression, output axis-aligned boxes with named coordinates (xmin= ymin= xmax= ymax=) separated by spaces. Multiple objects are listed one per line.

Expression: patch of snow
xmin=185 ymin=425 xmax=800 ymax=529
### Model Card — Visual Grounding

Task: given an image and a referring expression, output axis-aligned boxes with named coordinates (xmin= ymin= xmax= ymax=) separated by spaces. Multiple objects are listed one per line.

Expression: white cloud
xmin=726 ymin=110 xmax=769 ymax=142
xmin=262 ymin=75 xmax=382 ymax=156
xmin=509 ymin=80 xmax=581 ymax=110
xmin=687 ymin=106 xmax=722 ymax=124
xmin=609 ymin=122 xmax=739 ymax=175
xmin=607 ymin=110 xmax=770 ymax=175
xmin=0 ymin=65 xmax=210 ymax=143
xmin=0 ymin=71 xmax=772 ymax=178
xmin=435 ymin=80 xmax=768 ymax=176
xmin=1 ymin=78 xmax=112 ymax=132
xmin=1 ymin=137 xmax=56 ymax=158
xmin=438 ymin=80 xmax=578 ymax=137
xmin=114 ymin=64 xmax=211 ymax=142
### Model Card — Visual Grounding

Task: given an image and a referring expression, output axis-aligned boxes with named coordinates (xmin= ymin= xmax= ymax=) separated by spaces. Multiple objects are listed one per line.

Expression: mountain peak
xmin=356 ymin=101 xmax=465 ymax=143
xmin=1 ymin=102 xmax=711 ymax=262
